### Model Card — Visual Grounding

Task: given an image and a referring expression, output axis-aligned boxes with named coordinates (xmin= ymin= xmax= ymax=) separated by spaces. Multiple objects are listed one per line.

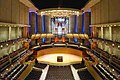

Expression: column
xmin=42 ymin=15 xmax=46 ymax=42
xmin=9 ymin=27 xmax=11 ymax=40
xmin=74 ymin=15 xmax=78 ymax=42
xmin=29 ymin=12 xmax=36 ymax=36
xmin=109 ymin=27 xmax=112 ymax=40
xmin=38 ymin=15 xmax=42 ymax=33
xmin=84 ymin=12 xmax=91 ymax=34
xmin=101 ymin=27 xmax=103 ymax=38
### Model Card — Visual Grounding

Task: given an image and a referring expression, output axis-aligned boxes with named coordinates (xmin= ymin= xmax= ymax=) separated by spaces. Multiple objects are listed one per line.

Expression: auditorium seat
xmin=77 ymin=69 xmax=95 ymax=80
xmin=93 ymin=48 xmax=120 ymax=74
xmin=34 ymin=63 xmax=47 ymax=69
xmin=1 ymin=64 xmax=28 ymax=80
xmin=45 ymin=66 xmax=74 ymax=80
xmin=92 ymin=64 xmax=117 ymax=80
xmin=25 ymin=68 xmax=42 ymax=80
xmin=72 ymin=62 xmax=85 ymax=69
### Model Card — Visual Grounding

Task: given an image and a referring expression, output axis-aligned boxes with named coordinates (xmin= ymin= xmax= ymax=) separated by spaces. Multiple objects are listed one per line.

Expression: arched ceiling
xmin=30 ymin=0 xmax=89 ymax=10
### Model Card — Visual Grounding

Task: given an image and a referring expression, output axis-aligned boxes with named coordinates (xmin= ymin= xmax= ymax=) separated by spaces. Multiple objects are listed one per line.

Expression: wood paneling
xmin=37 ymin=48 xmax=83 ymax=57
xmin=20 ymin=2 xmax=25 ymax=24
xmin=109 ymin=0 xmax=120 ymax=22
xmin=11 ymin=0 xmax=20 ymax=24
xmin=0 ymin=0 xmax=12 ymax=23
xmin=95 ymin=2 xmax=101 ymax=24
xmin=100 ymin=0 xmax=109 ymax=24
xmin=91 ymin=6 xmax=96 ymax=25
xmin=24 ymin=6 xmax=29 ymax=25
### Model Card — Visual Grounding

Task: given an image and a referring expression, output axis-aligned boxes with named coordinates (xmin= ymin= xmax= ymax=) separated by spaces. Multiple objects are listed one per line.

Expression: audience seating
xmin=1 ymin=64 xmax=28 ymax=80
xmin=25 ymin=68 xmax=42 ymax=80
xmin=45 ymin=66 xmax=74 ymax=80
xmin=34 ymin=63 xmax=47 ymax=69
xmin=93 ymin=47 xmax=120 ymax=74
xmin=92 ymin=64 xmax=117 ymax=80
xmin=77 ymin=69 xmax=95 ymax=80
xmin=72 ymin=60 xmax=85 ymax=69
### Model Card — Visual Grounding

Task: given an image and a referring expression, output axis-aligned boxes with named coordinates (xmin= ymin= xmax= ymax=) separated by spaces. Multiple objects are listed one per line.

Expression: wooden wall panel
xmin=95 ymin=2 xmax=101 ymax=24
xmin=91 ymin=6 xmax=96 ymax=25
xmin=109 ymin=0 xmax=120 ymax=22
xmin=11 ymin=0 xmax=20 ymax=24
xmin=19 ymin=2 xmax=25 ymax=24
xmin=24 ymin=6 xmax=29 ymax=25
xmin=100 ymin=0 xmax=109 ymax=24
xmin=0 ymin=0 xmax=12 ymax=23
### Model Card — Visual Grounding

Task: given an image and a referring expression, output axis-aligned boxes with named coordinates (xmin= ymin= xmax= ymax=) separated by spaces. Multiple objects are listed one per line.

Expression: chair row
xmin=93 ymin=48 xmax=120 ymax=74
xmin=2 ymin=64 xmax=28 ymax=80
xmin=77 ymin=69 xmax=95 ymax=80
xmin=25 ymin=68 xmax=42 ymax=80
xmin=0 ymin=47 xmax=27 ymax=66
xmin=31 ymin=33 xmax=89 ymax=40
xmin=0 ymin=48 xmax=31 ymax=75
xmin=31 ymin=34 xmax=54 ymax=39
xmin=92 ymin=64 xmax=117 ymax=80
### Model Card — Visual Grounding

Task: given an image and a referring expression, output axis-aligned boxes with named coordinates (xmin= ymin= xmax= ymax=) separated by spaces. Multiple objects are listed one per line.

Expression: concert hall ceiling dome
xmin=30 ymin=0 xmax=89 ymax=10
xmin=38 ymin=8 xmax=82 ymax=17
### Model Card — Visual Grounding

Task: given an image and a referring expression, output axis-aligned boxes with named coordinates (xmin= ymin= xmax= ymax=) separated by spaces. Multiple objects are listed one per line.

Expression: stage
xmin=37 ymin=53 xmax=82 ymax=66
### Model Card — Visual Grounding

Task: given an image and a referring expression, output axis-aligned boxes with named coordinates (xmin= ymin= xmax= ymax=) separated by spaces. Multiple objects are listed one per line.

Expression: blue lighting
xmin=88 ymin=12 xmax=91 ymax=35
xmin=35 ymin=13 xmax=38 ymax=34
xmin=42 ymin=15 xmax=46 ymax=42
xmin=82 ymin=13 xmax=84 ymax=34
xmin=74 ymin=15 xmax=78 ymax=42
xmin=28 ymin=12 xmax=31 ymax=34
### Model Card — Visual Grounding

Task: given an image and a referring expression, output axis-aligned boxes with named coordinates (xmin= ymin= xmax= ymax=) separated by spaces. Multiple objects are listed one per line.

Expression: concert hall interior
xmin=0 ymin=0 xmax=120 ymax=80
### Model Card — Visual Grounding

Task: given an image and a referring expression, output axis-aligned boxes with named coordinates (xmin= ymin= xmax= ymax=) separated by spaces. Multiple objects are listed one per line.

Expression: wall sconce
xmin=112 ymin=44 xmax=115 ymax=47
xmin=118 ymin=45 xmax=120 ymax=49
xmin=6 ymin=44 xmax=8 ymax=46
xmin=0 ymin=45 xmax=3 ymax=48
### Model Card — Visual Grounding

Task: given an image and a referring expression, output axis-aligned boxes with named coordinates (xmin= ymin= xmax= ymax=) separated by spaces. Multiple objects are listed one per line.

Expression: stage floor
xmin=37 ymin=54 xmax=82 ymax=66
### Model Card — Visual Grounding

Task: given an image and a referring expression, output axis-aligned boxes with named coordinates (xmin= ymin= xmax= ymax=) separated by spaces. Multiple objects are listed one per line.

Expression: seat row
xmin=92 ymin=64 xmax=117 ymax=80
xmin=45 ymin=66 xmax=74 ymax=80
xmin=0 ymin=47 xmax=27 ymax=67
xmin=25 ymin=68 xmax=42 ymax=80
xmin=93 ymin=48 xmax=120 ymax=74
xmin=0 ymin=48 xmax=32 ymax=79
xmin=31 ymin=33 xmax=89 ymax=40
xmin=2 ymin=64 xmax=28 ymax=80
xmin=77 ymin=69 xmax=95 ymax=80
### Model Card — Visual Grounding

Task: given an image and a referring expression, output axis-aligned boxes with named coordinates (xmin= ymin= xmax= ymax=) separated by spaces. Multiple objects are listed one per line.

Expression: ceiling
xmin=30 ymin=0 xmax=89 ymax=10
